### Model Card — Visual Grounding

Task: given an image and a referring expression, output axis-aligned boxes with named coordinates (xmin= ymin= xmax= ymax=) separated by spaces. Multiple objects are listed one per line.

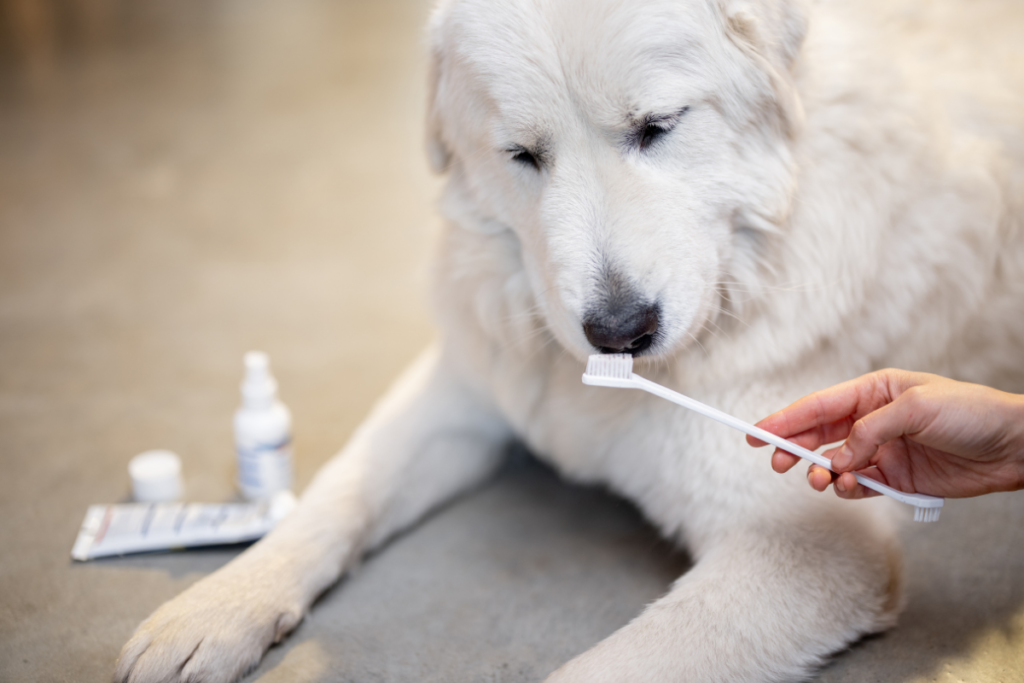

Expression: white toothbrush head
xmin=913 ymin=505 xmax=942 ymax=523
xmin=582 ymin=354 xmax=636 ymax=387
xmin=585 ymin=354 xmax=633 ymax=379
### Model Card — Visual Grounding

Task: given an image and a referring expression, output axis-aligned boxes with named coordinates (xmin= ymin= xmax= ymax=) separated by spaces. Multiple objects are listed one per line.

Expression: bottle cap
xmin=129 ymin=450 xmax=183 ymax=502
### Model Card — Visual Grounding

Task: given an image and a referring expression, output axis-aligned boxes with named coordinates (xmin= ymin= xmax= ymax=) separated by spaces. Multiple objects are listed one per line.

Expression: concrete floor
xmin=0 ymin=1 xmax=1022 ymax=681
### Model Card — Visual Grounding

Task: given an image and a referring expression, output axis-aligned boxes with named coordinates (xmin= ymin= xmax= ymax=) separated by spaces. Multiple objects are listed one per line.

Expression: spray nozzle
xmin=241 ymin=350 xmax=278 ymax=406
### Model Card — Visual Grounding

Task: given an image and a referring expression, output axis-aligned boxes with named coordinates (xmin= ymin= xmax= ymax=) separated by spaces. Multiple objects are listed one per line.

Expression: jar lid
xmin=129 ymin=450 xmax=183 ymax=502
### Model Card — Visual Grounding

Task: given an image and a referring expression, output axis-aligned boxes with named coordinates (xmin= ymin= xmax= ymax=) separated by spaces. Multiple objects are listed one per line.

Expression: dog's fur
xmin=114 ymin=0 xmax=1024 ymax=681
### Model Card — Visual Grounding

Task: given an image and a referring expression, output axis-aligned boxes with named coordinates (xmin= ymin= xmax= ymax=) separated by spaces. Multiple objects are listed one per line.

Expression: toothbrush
xmin=582 ymin=354 xmax=944 ymax=522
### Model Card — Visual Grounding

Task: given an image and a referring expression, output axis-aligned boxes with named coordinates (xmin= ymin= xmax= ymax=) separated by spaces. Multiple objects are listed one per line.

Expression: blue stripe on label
xmin=236 ymin=437 xmax=291 ymax=453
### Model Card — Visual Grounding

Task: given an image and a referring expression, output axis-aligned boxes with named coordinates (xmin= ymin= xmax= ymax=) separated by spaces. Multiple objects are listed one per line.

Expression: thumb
xmin=832 ymin=388 xmax=930 ymax=471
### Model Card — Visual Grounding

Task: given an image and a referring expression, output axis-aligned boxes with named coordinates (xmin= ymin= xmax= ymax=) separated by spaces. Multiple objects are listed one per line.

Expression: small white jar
xmin=129 ymin=450 xmax=183 ymax=502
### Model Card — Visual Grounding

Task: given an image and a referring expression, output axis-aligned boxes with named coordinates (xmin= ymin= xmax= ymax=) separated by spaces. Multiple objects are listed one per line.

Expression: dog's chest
xmin=481 ymin=350 xmax=702 ymax=488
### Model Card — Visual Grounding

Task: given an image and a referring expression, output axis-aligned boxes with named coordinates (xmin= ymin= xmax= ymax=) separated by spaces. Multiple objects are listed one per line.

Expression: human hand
xmin=747 ymin=370 xmax=1024 ymax=499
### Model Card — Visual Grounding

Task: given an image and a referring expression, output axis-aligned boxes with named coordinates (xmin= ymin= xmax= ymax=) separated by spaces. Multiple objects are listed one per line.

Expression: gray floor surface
xmin=0 ymin=1 xmax=1022 ymax=682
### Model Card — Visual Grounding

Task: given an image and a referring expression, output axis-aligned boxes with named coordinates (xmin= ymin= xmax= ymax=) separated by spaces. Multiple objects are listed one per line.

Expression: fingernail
xmin=835 ymin=476 xmax=847 ymax=493
xmin=833 ymin=445 xmax=852 ymax=471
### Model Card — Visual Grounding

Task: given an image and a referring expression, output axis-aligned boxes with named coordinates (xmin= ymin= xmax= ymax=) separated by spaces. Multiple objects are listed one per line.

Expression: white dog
xmin=114 ymin=0 xmax=1024 ymax=681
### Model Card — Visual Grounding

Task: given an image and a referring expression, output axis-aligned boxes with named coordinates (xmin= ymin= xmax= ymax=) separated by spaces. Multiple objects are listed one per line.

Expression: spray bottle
xmin=234 ymin=351 xmax=293 ymax=500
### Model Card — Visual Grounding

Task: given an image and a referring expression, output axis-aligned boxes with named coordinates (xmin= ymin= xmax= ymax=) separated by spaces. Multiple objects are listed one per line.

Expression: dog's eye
xmin=508 ymin=146 xmax=542 ymax=171
xmin=634 ymin=107 xmax=689 ymax=152
xmin=638 ymin=124 xmax=668 ymax=150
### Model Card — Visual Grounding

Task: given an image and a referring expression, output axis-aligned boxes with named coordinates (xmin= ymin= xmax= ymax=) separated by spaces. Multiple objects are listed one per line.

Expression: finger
xmin=806 ymin=464 xmax=834 ymax=492
xmin=768 ymin=427 xmax=836 ymax=470
xmin=833 ymin=390 xmax=936 ymax=472
xmin=771 ymin=448 xmax=801 ymax=473
xmin=832 ymin=471 xmax=884 ymax=500
xmin=751 ymin=372 xmax=895 ymax=444
xmin=757 ymin=427 xmax=827 ymax=454
xmin=791 ymin=419 xmax=859 ymax=452
xmin=769 ymin=431 xmax=849 ymax=474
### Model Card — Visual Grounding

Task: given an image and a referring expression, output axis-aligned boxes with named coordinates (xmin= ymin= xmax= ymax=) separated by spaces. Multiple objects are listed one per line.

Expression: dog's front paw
xmin=113 ymin=564 xmax=303 ymax=683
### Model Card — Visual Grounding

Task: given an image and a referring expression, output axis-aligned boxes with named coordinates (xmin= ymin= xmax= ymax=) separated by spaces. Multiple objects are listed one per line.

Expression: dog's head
xmin=428 ymin=0 xmax=806 ymax=361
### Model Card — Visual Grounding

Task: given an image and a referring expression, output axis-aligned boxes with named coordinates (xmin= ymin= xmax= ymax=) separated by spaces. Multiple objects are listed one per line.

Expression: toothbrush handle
xmin=630 ymin=375 xmax=943 ymax=509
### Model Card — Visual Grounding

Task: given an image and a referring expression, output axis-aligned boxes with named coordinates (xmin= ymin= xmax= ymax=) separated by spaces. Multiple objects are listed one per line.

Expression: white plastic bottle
xmin=234 ymin=351 xmax=293 ymax=500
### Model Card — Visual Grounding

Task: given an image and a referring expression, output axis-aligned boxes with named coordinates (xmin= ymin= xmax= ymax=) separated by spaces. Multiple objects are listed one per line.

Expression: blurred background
xmin=0 ymin=0 xmax=439 ymax=496
xmin=0 ymin=1 xmax=1021 ymax=682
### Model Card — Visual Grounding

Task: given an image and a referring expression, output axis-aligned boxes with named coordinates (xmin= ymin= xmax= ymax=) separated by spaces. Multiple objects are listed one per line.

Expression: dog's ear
xmin=425 ymin=5 xmax=452 ymax=174
xmin=717 ymin=0 xmax=808 ymax=137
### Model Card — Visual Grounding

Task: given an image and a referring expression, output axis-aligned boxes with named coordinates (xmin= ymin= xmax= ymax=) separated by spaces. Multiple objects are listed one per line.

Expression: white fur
xmin=115 ymin=1 xmax=1024 ymax=681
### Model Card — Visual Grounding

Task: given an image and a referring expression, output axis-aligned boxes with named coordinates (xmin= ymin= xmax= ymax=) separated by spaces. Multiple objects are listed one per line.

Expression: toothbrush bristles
xmin=585 ymin=354 xmax=634 ymax=380
xmin=914 ymin=506 xmax=941 ymax=523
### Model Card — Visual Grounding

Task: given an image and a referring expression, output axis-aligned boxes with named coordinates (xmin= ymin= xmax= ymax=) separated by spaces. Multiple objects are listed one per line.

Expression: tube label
xmin=71 ymin=491 xmax=297 ymax=561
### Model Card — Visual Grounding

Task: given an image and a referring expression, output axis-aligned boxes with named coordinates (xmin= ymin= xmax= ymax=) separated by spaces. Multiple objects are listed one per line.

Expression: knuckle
xmin=849 ymin=419 xmax=871 ymax=444
xmin=902 ymin=384 xmax=927 ymax=407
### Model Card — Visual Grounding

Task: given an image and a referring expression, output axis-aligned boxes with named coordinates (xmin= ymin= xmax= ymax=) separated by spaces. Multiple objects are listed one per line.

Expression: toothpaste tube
xmin=71 ymin=490 xmax=297 ymax=561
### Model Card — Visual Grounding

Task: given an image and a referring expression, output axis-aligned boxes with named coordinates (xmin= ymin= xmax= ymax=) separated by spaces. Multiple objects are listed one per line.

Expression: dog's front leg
xmin=544 ymin=507 xmax=902 ymax=683
xmin=114 ymin=346 xmax=511 ymax=683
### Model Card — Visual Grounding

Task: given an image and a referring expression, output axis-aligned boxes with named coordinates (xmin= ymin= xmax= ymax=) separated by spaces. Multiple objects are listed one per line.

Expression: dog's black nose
xmin=582 ymin=303 xmax=660 ymax=355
